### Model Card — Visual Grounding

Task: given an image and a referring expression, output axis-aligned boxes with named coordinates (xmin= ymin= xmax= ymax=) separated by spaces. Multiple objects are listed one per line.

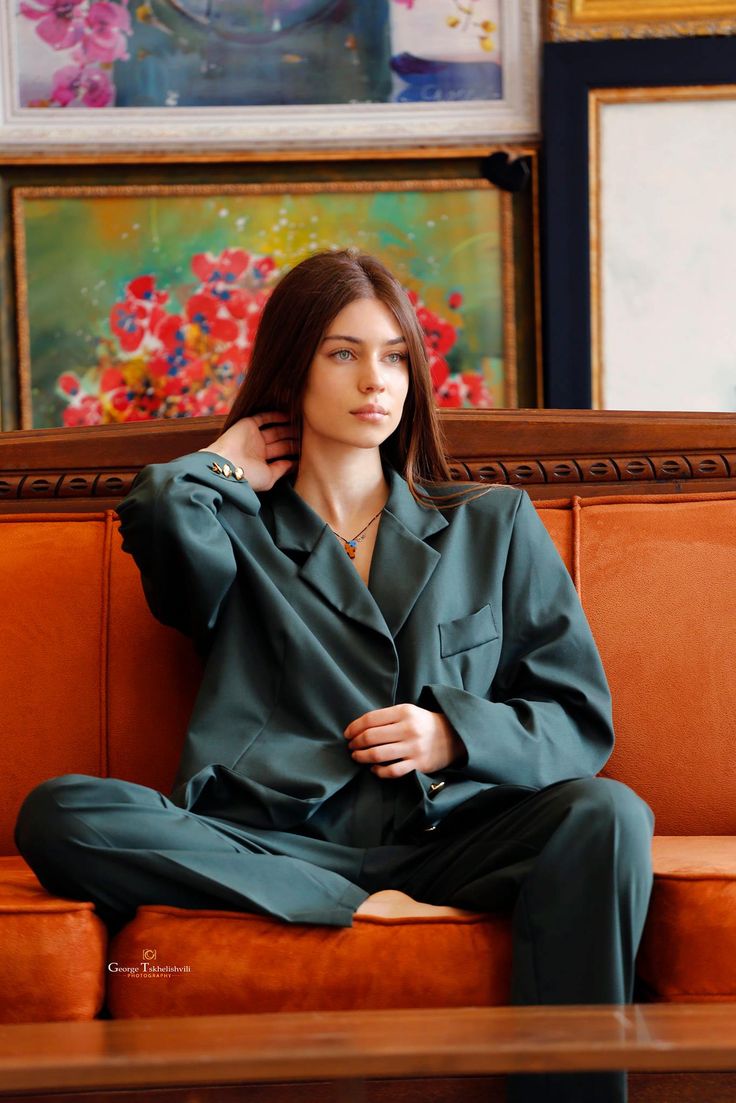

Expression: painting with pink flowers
xmin=1 ymin=1 xmax=539 ymax=149
xmin=13 ymin=0 xmax=501 ymax=110
xmin=11 ymin=178 xmax=538 ymax=429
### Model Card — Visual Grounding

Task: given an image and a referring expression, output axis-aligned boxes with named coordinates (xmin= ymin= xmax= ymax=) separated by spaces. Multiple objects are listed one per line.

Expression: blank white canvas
xmin=600 ymin=98 xmax=736 ymax=411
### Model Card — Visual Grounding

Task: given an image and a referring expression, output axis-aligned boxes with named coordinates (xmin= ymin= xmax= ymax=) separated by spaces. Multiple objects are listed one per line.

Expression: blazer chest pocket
xmin=439 ymin=604 xmax=499 ymax=657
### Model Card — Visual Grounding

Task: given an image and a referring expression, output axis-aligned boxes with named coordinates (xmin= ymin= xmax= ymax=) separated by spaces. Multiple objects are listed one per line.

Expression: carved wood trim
xmin=0 ymin=471 xmax=133 ymax=503
xmin=456 ymin=453 xmax=734 ymax=486
xmin=2 ymin=410 xmax=736 ymax=512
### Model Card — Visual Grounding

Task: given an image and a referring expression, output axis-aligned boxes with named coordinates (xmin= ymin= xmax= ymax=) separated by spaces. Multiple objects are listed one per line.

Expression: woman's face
xmin=299 ymin=296 xmax=410 ymax=456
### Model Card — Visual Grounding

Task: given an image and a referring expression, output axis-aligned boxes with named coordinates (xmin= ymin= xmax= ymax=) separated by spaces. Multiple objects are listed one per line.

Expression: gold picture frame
xmin=547 ymin=0 xmax=736 ymax=39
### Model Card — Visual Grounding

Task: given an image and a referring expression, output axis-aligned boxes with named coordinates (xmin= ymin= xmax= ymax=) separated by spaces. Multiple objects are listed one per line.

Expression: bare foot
xmin=354 ymin=889 xmax=474 ymax=919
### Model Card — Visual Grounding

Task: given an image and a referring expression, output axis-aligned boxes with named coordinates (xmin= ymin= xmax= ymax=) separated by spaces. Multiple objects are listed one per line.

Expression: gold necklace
xmin=329 ymin=508 xmax=384 ymax=560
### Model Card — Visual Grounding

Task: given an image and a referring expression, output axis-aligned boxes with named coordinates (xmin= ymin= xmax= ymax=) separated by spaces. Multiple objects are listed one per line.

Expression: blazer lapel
xmin=368 ymin=466 xmax=449 ymax=638
xmin=265 ymin=463 xmax=449 ymax=641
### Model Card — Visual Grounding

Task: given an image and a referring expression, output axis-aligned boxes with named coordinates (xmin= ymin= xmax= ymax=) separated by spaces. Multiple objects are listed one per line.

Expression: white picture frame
xmin=0 ymin=0 xmax=540 ymax=154
xmin=590 ymin=88 xmax=736 ymax=412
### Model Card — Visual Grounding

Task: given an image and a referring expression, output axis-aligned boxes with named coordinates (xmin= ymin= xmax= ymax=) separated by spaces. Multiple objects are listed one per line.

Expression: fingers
xmin=344 ymin=704 xmax=445 ymax=776
xmin=350 ymin=745 xmax=403 ymax=763
xmin=263 ymin=439 xmax=298 ymax=470
xmin=253 ymin=410 xmax=292 ymax=429
xmin=262 ymin=428 xmax=298 ymax=448
xmin=371 ymin=759 xmax=416 ymax=780
xmin=349 ymin=732 xmax=405 ymax=765
xmin=347 ymin=721 xmax=402 ymax=750
xmin=351 ymin=739 xmax=411 ymax=772
xmin=256 ymin=414 xmax=295 ymax=452
xmin=264 ymin=458 xmax=298 ymax=489
xmin=344 ymin=705 xmax=406 ymax=741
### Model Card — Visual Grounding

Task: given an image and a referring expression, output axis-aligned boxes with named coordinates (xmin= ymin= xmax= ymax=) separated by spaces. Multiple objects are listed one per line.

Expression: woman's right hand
xmin=198 ymin=410 xmax=298 ymax=492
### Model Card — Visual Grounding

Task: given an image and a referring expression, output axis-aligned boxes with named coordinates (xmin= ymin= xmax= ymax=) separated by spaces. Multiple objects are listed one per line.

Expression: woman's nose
xmin=360 ymin=359 xmax=387 ymax=391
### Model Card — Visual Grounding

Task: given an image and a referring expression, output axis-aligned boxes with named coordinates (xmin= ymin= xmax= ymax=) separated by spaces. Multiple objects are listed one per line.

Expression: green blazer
xmin=115 ymin=450 xmax=614 ymax=842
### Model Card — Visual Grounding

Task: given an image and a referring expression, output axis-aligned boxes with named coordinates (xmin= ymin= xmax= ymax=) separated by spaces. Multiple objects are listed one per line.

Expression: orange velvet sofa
xmin=2 ymin=413 xmax=735 ymax=1034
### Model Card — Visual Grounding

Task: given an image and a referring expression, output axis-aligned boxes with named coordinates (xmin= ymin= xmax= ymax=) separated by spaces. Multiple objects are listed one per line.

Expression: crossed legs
xmin=14 ymin=772 xmax=655 ymax=1102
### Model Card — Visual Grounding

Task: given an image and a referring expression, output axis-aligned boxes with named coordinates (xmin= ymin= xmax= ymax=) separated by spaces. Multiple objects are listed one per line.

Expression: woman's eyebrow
xmin=321 ymin=334 xmax=408 ymax=345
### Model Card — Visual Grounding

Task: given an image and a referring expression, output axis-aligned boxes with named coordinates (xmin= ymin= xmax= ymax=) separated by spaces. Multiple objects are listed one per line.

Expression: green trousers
xmin=15 ymin=773 xmax=654 ymax=1103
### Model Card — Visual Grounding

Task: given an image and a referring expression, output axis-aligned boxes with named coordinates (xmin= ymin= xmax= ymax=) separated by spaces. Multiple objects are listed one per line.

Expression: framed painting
xmin=542 ymin=36 xmax=736 ymax=411
xmin=0 ymin=0 xmax=540 ymax=153
xmin=546 ymin=0 xmax=736 ymax=40
xmin=4 ymin=153 xmax=540 ymax=429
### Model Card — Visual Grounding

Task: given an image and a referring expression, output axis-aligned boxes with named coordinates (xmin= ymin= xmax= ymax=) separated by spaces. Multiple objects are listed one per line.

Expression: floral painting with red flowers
xmin=13 ymin=181 xmax=531 ymax=429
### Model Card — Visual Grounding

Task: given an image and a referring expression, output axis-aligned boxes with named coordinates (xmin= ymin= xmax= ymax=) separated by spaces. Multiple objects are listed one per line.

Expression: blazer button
xmin=222 ymin=464 xmax=232 ymax=478
xmin=429 ymin=781 xmax=445 ymax=796
xmin=210 ymin=462 xmax=223 ymax=474
xmin=235 ymin=467 xmax=245 ymax=481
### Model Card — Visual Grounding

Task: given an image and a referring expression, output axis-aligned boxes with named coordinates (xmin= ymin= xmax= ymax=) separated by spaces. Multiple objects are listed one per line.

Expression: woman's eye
xmin=333 ymin=349 xmax=353 ymax=362
xmin=386 ymin=352 xmax=407 ymax=364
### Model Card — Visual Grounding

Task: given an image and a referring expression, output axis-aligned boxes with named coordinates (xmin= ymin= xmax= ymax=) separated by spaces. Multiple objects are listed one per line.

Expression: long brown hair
xmin=222 ymin=248 xmax=493 ymax=510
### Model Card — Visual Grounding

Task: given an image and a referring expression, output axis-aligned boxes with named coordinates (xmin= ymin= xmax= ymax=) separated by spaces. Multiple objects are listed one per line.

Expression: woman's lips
xmin=351 ymin=410 xmax=388 ymax=422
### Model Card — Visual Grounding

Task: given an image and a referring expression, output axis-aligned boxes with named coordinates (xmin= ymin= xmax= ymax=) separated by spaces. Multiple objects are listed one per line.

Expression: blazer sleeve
xmin=419 ymin=488 xmax=615 ymax=790
xmin=115 ymin=450 xmax=261 ymax=645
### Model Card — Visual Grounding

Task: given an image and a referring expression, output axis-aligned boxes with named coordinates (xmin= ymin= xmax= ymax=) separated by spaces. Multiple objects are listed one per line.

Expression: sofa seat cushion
xmin=107 ymin=905 xmax=513 ymax=1018
xmin=637 ymin=837 xmax=736 ymax=1002
xmin=0 ymin=857 xmax=107 ymax=1023
xmin=107 ymin=836 xmax=736 ymax=1017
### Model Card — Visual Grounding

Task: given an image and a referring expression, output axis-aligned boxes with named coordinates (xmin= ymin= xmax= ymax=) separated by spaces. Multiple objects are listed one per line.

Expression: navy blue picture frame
xmin=542 ymin=36 xmax=736 ymax=408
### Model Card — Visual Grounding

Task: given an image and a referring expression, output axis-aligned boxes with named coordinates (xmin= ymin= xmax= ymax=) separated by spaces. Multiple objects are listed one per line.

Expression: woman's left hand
xmin=343 ymin=704 xmax=466 ymax=777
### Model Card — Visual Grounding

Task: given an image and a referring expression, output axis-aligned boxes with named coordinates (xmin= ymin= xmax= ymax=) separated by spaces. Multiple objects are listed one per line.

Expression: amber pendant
xmin=344 ymin=540 xmax=357 ymax=559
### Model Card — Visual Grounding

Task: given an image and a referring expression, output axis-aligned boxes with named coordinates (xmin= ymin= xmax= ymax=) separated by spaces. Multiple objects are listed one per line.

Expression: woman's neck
xmin=292 ymin=449 xmax=389 ymax=534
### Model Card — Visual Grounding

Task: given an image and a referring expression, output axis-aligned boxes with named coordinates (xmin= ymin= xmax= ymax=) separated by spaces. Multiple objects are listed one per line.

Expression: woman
xmin=15 ymin=248 xmax=654 ymax=1103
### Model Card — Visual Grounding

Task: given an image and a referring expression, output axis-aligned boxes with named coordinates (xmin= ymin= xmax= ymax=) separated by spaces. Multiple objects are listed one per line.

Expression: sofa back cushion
xmin=3 ymin=514 xmax=112 ymax=847
xmin=572 ymin=491 xmax=736 ymax=836
xmin=2 ymin=511 xmax=201 ymax=857
xmin=2 ymin=491 xmax=735 ymax=854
